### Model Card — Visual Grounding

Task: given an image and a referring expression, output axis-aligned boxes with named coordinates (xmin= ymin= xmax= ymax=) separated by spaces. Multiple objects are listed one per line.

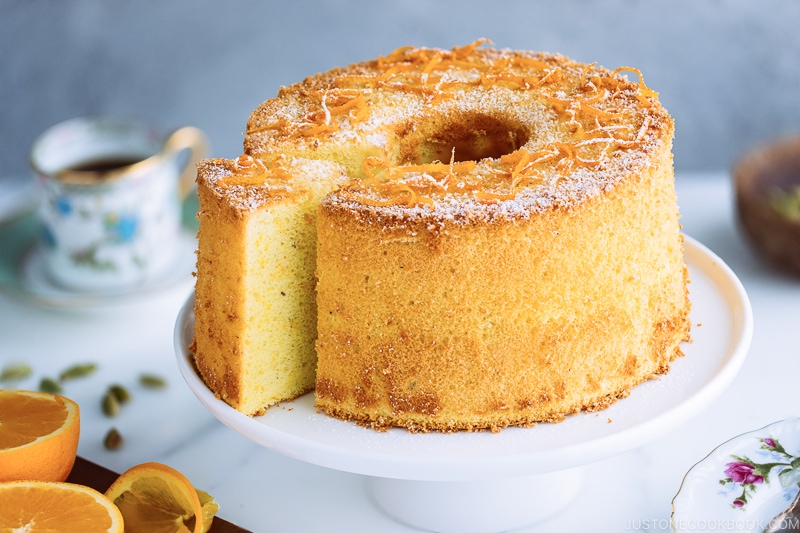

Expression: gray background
xmin=3 ymin=0 xmax=799 ymax=178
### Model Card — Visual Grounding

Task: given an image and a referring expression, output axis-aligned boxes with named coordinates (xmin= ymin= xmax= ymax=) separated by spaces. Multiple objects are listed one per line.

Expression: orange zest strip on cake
xmin=362 ymin=156 xmax=391 ymax=189
xmin=328 ymin=93 xmax=367 ymax=116
xmin=451 ymin=38 xmax=493 ymax=58
xmin=245 ymin=118 xmax=287 ymax=135
xmin=580 ymin=62 xmax=599 ymax=87
xmin=216 ymin=155 xmax=298 ymax=189
xmin=386 ymin=161 xmax=477 ymax=181
xmin=611 ymin=66 xmax=659 ymax=101
xmin=421 ymin=52 xmax=444 ymax=79
xmin=268 ymin=156 xmax=296 ymax=181
xmin=216 ymin=156 xmax=269 ymax=188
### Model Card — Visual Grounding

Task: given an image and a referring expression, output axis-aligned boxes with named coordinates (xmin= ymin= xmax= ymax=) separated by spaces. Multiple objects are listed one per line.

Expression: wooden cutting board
xmin=67 ymin=456 xmax=250 ymax=533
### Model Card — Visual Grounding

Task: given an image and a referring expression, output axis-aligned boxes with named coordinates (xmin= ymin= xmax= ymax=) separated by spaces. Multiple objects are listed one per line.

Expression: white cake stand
xmin=174 ymin=235 xmax=752 ymax=533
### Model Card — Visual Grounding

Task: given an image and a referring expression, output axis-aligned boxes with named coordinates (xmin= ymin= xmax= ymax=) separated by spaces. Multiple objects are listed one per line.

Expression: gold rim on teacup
xmin=31 ymin=119 xmax=206 ymax=199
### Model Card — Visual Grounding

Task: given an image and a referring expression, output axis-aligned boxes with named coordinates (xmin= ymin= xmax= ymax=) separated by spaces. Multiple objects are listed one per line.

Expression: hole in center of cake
xmin=397 ymin=113 xmax=530 ymax=165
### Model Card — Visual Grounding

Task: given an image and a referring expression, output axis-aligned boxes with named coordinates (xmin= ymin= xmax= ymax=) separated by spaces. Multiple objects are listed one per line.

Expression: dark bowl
xmin=733 ymin=134 xmax=800 ymax=277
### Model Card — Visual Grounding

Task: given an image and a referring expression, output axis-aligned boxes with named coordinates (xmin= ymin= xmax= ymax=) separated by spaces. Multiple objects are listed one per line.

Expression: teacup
xmin=29 ymin=116 xmax=208 ymax=292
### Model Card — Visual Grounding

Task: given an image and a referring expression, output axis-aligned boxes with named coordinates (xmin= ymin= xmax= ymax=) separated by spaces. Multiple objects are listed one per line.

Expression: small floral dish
xmin=673 ymin=418 xmax=800 ymax=533
xmin=733 ymin=134 xmax=800 ymax=276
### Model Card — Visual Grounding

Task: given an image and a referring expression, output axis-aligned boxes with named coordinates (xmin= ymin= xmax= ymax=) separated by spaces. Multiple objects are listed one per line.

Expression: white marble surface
xmin=1 ymin=172 xmax=798 ymax=532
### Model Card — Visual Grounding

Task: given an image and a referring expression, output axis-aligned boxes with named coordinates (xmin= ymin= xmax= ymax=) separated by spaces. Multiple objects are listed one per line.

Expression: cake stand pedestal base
xmin=369 ymin=467 xmax=585 ymax=533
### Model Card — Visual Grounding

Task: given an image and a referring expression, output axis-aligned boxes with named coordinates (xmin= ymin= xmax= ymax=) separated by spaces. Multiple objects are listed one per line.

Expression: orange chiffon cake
xmin=193 ymin=40 xmax=691 ymax=430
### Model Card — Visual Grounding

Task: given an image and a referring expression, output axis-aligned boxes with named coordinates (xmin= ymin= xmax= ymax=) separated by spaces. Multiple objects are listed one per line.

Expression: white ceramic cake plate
xmin=175 ymin=235 xmax=753 ymax=533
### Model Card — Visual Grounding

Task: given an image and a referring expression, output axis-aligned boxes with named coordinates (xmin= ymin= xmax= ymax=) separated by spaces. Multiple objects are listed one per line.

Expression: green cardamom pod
xmin=59 ymin=363 xmax=98 ymax=382
xmin=102 ymin=391 xmax=120 ymax=417
xmin=104 ymin=427 xmax=123 ymax=450
xmin=108 ymin=384 xmax=132 ymax=404
xmin=0 ymin=363 xmax=32 ymax=382
xmin=39 ymin=377 xmax=63 ymax=394
xmin=139 ymin=373 xmax=167 ymax=389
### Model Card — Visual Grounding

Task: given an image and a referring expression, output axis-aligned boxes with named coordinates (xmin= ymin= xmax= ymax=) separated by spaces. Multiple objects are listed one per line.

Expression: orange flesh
xmin=0 ymin=394 xmax=68 ymax=448
xmin=0 ymin=482 xmax=123 ymax=533
xmin=0 ymin=391 xmax=80 ymax=483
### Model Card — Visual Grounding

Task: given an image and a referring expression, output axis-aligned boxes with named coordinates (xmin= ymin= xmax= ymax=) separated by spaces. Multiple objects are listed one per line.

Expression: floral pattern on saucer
xmin=722 ymin=437 xmax=800 ymax=509
xmin=673 ymin=418 xmax=800 ymax=533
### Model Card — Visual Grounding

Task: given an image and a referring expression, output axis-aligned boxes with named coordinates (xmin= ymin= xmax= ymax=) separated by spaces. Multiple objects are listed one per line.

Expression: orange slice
xmin=0 ymin=480 xmax=124 ymax=532
xmin=105 ymin=461 xmax=218 ymax=533
xmin=0 ymin=389 xmax=80 ymax=482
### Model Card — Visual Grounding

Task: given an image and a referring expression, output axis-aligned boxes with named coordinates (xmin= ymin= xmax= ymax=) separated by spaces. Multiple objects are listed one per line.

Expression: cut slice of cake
xmin=192 ymin=155 xmax=345 ymax=415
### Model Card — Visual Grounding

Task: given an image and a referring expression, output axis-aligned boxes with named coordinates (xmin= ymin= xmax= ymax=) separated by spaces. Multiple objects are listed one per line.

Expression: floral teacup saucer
xmin=672 ymin=418 xmax=800 ymax=533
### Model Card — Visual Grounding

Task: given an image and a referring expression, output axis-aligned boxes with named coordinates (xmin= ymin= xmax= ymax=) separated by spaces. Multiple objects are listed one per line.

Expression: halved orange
xmin=0 ymin=389 xmax=80 ymax=482
xmin=105 ymin=461 xmax=218 ymax=533
xmin=0 ymin=480 xmax=124 ymax=532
